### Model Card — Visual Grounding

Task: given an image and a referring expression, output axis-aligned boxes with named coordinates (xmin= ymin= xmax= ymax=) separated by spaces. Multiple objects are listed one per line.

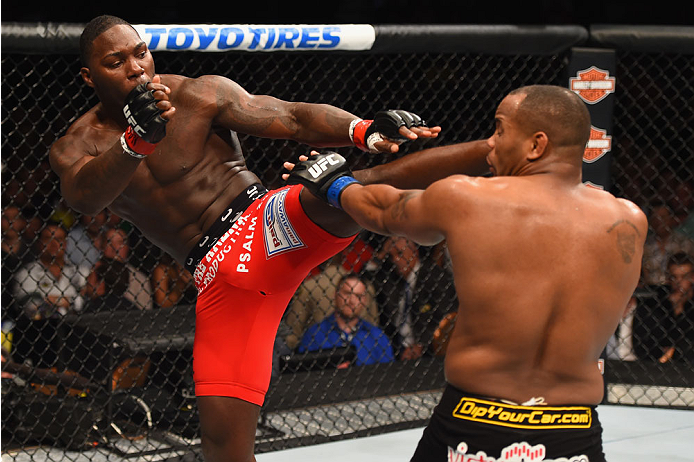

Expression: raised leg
xmin=197 ymin=395 xmax=260 ymax=462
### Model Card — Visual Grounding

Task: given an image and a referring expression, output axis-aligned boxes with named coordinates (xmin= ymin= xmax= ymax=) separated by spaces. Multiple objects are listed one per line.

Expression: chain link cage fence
xmin=1 ymin=24 xmax=693 ymax=461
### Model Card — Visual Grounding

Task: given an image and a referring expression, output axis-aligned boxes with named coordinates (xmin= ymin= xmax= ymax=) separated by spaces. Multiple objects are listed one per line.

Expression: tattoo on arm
xmin=607 ymin=220 xmax=641 ymax=264
xmin=389 ymin=191 xmax=417 ymax=222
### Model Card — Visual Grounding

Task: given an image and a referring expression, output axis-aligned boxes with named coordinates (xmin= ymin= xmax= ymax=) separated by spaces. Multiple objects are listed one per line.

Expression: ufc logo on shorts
xmin=308 ymin=154 xmax=340 ymax=178
xmin=123 ymin=105 xmax=146 ymax=137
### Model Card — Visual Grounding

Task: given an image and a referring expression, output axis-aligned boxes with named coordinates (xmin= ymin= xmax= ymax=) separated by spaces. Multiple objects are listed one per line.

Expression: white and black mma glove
xmin=286 ymin=152 xmax=361 ymax=209
xmin=120 ymin=82 xmax=168 ymax=159
xmin=350 ymin=109 xmax=426 ymax=153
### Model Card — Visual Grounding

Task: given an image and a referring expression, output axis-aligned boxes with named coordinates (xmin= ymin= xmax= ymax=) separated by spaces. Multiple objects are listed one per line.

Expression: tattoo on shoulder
xmin=607 ymin=220 xmax=641 ymax=264
xmin=390 ymin=191 xmax=417 ymax=221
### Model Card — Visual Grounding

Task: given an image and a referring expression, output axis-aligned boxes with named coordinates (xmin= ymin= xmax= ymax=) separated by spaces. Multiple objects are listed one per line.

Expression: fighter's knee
xmin=299 ymin=187 xmax=361 ymax=237
xmin=201 ymin=432 xmax=256 ymax=462
xmin=197 ymin=396 xmax=259 ymax=462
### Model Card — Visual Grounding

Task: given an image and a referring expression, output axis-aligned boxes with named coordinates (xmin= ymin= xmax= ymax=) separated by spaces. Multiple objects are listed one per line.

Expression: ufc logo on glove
xmin=308 ymin=154 xmax=341 ymax=178
xmin=123 ymin=105 xmax=146 ymax=137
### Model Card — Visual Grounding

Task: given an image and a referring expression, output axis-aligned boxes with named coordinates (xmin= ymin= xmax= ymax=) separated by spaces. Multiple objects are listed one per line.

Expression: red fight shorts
xmin=192 ymin=185 xmax=355 ymax=405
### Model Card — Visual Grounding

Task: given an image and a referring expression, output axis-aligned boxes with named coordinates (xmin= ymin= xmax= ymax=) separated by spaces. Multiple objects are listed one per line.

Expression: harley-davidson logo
xmin=570 ymin=67 xmax=616 ymax=104
xmin=584 ymin=125 xmax=612 ymax=163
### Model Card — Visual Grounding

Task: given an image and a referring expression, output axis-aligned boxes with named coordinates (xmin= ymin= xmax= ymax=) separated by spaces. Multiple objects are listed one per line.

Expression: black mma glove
xmin=350 ymin=110 xmax=426 ymax=153
xmin=286 ymin=152 xmax=361 ymax=209
xmin=120 ymin=82 xmax=168 ymax=159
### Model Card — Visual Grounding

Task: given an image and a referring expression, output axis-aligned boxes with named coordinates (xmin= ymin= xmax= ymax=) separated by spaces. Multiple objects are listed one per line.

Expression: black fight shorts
xmin=411 ymin=384 xmax=605 ymax=462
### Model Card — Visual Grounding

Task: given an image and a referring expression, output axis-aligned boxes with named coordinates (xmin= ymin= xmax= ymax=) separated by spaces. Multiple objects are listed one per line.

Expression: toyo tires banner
xmin=132 ymin=24 xmax=376 ymax=52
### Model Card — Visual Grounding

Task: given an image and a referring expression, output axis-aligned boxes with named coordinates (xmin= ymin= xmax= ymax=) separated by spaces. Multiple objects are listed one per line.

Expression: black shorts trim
xmin=410 ymin=383 xmax=605 ymax=462
xmin=184 ymin=184 xmax=268 ymax=273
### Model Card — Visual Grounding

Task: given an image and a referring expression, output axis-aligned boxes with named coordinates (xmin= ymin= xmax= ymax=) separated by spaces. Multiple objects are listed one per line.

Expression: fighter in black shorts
xmin=412 ymin=384 xmax=602 ymax=461
xmin=286 ymin=85 xmax=647 ymax=461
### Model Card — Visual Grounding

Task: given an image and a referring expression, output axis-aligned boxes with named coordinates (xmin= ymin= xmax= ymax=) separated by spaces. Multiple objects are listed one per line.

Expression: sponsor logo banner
xmin=569 ymin=66 xmax=616 ymax=104
xmin=133 ymin=25 xmax=376 ymax=52
xmin=263 ymin=189 xmax=305 ymax=258
xmin=583 ymin=125 xmax=612 ymax=163
xmin=447 ymin=441 xmax=589 ymax=462
xmin=451 ymin=397 xmax=592 ymax=430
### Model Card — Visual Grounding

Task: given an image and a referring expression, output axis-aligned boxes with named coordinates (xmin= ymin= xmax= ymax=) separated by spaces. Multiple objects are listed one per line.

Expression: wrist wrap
xmin=351 ymin=119 xmax=374 ymax=152
xmin=326 ymin=176 xmax=360 ymax=209
xmin=121 ymin=126 xmax=157 ymax=159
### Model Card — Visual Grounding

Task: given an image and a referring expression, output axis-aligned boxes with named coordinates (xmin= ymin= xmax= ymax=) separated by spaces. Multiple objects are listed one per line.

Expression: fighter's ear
xmin=80 ymin=67 xmax=94 ymax=88
xmin=528 ymin=131 xmax=548 ymax=161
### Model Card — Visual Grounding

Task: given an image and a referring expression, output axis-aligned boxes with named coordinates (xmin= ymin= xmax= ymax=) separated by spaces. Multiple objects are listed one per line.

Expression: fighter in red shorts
xmin=192 ymin=184 xmax=356 ymax=405
xmin=49 ymin=15 xmax=490 ymax=462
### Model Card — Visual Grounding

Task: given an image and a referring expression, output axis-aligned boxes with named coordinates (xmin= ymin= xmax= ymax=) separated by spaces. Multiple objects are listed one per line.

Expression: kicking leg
xmin=298 ymin=186 xmax=361 ymax=238
xmin=198 ymin=396 xmax=260 ymax=462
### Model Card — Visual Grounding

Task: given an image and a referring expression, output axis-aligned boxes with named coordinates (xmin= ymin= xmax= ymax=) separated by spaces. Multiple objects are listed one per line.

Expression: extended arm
xmin=353 ymin=139 xmax=491 ymax=189
xmin=208 ymin=75 xmax=440 ymax=153
xmin=286 ymin=152 xmax=448 ymax=244
xmin=338 ymin=182 xmax=446 ymax=245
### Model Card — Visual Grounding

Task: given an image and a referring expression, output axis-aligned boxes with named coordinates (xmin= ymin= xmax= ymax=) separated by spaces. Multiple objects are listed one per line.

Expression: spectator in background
xmin=633 ymin=251 xmax=694 ymax=362
xmin=84 ymin=227 xmax=153 ymax=310
xmin=641 ymin=201 xmax=694 ymax=287
xmin=371 ymin=236 xmax=458 ymax=360
xmin=151 ymin=253 xmax=196 ymax=308
xmin=298 ymin=273 xmax=393 ymax=367
xmin=658 ymin=252 xmax=694 ymax=363
xmin=606 ymin=295 xmax=638 ymax=361
xmin=66 ymin=209 xmax=121 ymax=270
xmin=12 ymin=223 xmax=87 ymax=319
xmin=2 ymin=207 xmax=31 ymax=322
xmin=283 ymin=240 xmax=380 ymax=350
xmin=2 ymin=162 xmax=55 ymax=245
xmin=0 ymin=205 xmax=29 ymax=351
xmin=81 ymin=257 xmax=138 ymax=312
xmin=2 ymin=206 xmax=29 ymax=260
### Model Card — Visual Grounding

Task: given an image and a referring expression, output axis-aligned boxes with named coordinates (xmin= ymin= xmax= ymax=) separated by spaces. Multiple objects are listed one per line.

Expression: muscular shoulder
xmin=425 ymin=175 xmax=482 ymax=200
xmin=425 ymin=175 xmax=504 ymax=209
xmin=584 ymin=187 xmax=648 ymax=242
xmin=408 ymin=176 xmax=484 ymax=233
xmin=586 ymin=186 xmax=647 ymax=224
xmin=164 ymin=74 xmax=243 ymax=112
xmin=50 ymin=108 xmax=117 ymax=163
xmin=616 ymin=197 xmax=648 ymax=236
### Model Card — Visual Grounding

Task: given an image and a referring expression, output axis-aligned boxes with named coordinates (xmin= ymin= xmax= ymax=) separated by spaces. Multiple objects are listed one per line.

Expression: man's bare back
xmin=441 ymin=175 xmax=645 ymax=405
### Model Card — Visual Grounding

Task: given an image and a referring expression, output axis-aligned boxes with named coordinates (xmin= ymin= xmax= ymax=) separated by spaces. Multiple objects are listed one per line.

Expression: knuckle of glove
xmin=125 ymin=83 xmax=152 ymax=110
xmin=396 ymin=110 xmax=425 ymax=127
xmin=369 ymin=111 xmax=407 ymax=140
xmin=368 ymin=110 xmax=426 ymax=141
xmin=123 ymin=82 xmax=168 ymax=144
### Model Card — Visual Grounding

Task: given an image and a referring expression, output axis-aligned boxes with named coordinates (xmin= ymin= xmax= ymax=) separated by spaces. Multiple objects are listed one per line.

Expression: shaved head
xmin=509 ymin=85 xmax=591 ymax=152
xmin=80 ymin=15 xmax=134 ymax=67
